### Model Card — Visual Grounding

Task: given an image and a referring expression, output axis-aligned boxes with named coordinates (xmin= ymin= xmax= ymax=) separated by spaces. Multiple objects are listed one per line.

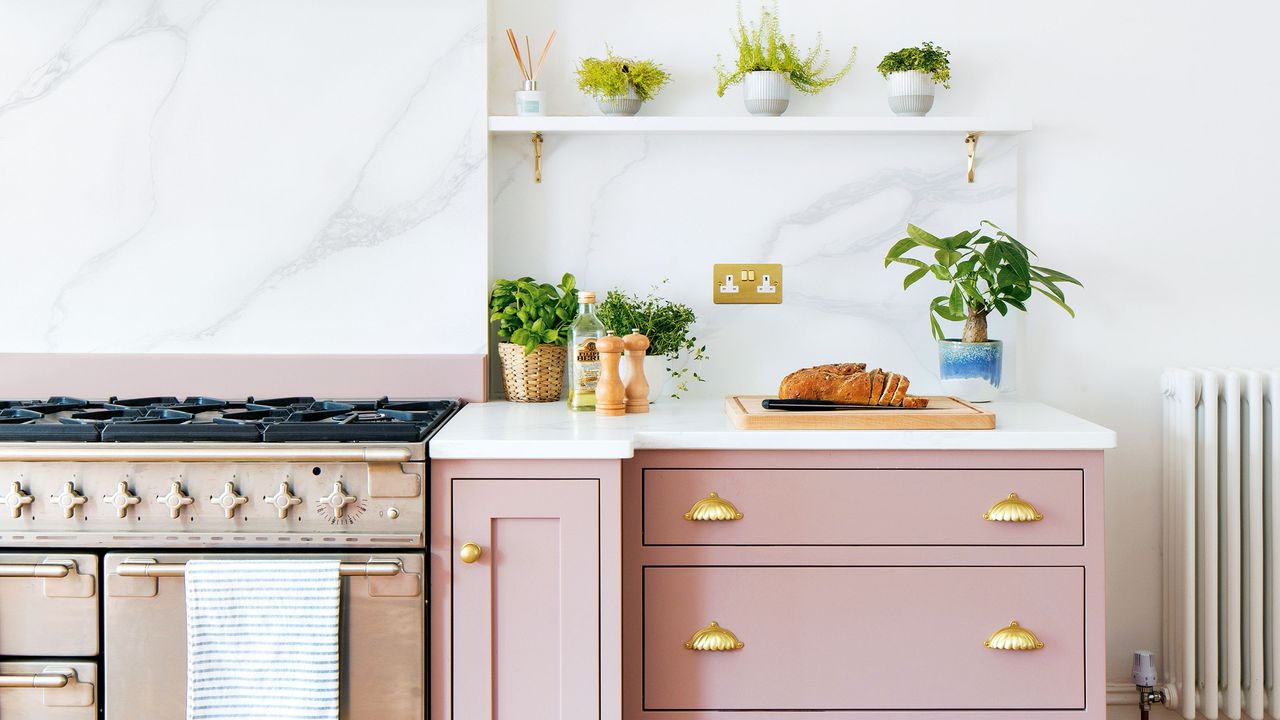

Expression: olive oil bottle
xmin=567 ymin=291 xmax=605 ymax=411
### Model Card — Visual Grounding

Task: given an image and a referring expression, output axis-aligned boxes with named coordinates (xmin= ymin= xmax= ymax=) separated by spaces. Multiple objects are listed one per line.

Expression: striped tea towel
xmin=185 ymin=559 xmax=341 ymax=720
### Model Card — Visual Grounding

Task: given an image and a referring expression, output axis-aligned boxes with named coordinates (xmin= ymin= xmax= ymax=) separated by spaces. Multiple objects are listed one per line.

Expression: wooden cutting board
xmin=725 ymin=395 xmax=995 ymax=430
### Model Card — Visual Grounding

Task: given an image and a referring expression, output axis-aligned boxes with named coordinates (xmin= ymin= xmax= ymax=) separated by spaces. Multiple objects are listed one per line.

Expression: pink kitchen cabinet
xmin=431 ymin=460 xmax=624 ymax=720
xmin=433 ymin=447 xmax=1105 ymax=720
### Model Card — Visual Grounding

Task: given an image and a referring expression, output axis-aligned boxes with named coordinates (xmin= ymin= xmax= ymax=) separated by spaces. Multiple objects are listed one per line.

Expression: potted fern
xmin=876 ymin=42 xmax=951 ymax=117
xmin=715 ymin=4 xmax=856 ymax=116
xmin=595 ymin=283 xmax=707 ymax=401
xmin=884 ymin=222 xmax=1081 ymax=401
xmin=575 ymin=49 xmax=671 ymax=116
xmin=489 ymin=274 xmax=579 ymax=402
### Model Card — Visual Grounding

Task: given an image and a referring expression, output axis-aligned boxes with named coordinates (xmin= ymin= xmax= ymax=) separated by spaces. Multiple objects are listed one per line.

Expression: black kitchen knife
xmin=761 ymin=398 xmax=910 ymax=411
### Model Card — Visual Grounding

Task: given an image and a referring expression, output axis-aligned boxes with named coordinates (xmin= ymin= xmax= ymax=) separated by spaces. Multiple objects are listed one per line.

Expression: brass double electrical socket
xmin=712 ymin=263 xmax=783 ymax=304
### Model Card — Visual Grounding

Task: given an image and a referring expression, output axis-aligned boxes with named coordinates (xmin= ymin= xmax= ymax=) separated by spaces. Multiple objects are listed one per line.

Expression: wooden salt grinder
xmin=594 ymin=332 xmax=626 ymax=417
xmin=623 ymin=329 xmax=650 ymax=413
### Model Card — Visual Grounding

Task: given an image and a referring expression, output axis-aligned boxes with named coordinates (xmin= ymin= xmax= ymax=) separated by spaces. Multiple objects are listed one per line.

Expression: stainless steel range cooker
xmin=0 ymin=396 xmax=456 ymax=720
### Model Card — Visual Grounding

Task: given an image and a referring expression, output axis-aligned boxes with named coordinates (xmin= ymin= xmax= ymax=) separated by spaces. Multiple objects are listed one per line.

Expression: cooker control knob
xmin=212 ymin=482 xmax=248 ymax=520
xmin=2 ymin=481 xmax=33 ymax=519
xmin=52 ymin=482 xmax=88 ymax=520
xmin=321 ymin=481 xmax=358 ymax=519
xmin=265 ymin=482 xmax=303 ymax=519
xmin=157 ymin=481 xmax=195 ymax=520
xmin=104 ymin=481 xmax=141 ymax=519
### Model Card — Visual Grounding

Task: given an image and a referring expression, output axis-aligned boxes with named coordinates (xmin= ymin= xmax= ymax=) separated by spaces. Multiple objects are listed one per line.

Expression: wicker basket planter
xmin=498 ymin=342 xmax=567 ymax=402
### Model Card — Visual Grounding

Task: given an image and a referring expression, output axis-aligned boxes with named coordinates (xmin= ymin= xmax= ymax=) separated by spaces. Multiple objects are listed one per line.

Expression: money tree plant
xmin=884 ymin=222 xmax=1081 ymax=343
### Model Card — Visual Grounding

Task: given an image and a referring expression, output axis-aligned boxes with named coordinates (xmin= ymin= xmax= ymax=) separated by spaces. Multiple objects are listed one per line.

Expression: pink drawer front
xmin=644 ymin=468 xmax=1083 ymax=546
xmin=643 ymin=565 xmax=1085 ymax=711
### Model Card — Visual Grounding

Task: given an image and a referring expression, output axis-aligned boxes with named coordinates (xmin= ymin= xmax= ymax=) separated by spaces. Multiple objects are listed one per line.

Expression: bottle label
xmin=573 ymin=338 xmax=601 ymax=392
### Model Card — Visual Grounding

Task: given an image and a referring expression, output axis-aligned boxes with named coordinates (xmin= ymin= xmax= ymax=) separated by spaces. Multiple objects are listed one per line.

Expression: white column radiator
xmin=1163 ymin=368 xmax=1279 ymax=719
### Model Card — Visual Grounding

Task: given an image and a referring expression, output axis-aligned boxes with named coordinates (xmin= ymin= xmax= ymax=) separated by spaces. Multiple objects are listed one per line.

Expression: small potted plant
xmin=596 ymin=282 xmax=707 ymax=401
xmin=876 ymin=41 xmax=951 ymax=117
xmin=884 ymin=222 xmax=1081 ymax=401
xmin=715 ymin=4 xmax=856 ymax=116
xmin=575 ymin=48 xmax=671 ymax=116
xmin=489 ymin=274 xmax=579 ymax=402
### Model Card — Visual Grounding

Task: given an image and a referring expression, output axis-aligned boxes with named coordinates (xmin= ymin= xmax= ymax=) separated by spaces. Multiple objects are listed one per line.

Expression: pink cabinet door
xmin=453 ymin=478 xmax=599 ymax=720
xmin=644 ymin=565 xmax=1085 ymax=711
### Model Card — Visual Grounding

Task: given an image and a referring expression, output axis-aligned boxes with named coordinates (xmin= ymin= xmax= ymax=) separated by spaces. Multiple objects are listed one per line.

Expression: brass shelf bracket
xmin=532 ymin=132 xmax=543 ymax=183
xmin=965 ymin=131 xmax=981 ymax=183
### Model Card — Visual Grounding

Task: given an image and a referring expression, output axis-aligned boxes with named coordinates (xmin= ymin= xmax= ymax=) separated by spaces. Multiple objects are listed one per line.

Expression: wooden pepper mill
xmin=594 ymin=331 xmax=626 ymax=417
xmin=623 ymin=328 xmax=650 ymax=413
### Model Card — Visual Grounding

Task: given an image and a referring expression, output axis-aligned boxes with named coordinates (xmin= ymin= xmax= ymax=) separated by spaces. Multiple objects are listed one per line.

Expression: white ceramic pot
xmin=885 ymin=70 xmax=936 ymax=117
xmin=597 ymin=86 xmax=642 ymax=116
xmin=742 ymin=70 xmax=791 ymax=116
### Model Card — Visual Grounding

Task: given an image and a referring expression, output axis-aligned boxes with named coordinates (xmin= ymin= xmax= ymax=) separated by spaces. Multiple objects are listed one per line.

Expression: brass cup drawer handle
xmin=983 ymin=493 xmax=1043 ymax=522
xmin=685 ymin=621 xmax=744 ymax=651
xmin=459 ymin=543 xmax=483 ymax=564
xmin=684 ymin=491 xmax=743 ymax=521
xmin=0 ymin=668 xmax=74 ymax=689
xmin=984 ymin=620 xmax=1045 ymax=651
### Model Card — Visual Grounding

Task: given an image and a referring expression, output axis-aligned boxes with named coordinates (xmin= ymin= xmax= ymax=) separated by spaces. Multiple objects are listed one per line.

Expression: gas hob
xmin=0 ymin=396 xmax=457 ymax=442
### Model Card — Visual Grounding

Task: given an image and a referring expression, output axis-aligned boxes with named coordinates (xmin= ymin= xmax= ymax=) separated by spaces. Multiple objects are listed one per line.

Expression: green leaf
xmin=1032 ymin=285 xmax=1076 ymax=317
xmin=903 ymin=267 xmax=929 ymax=289
xmin=929 ymin=311 xmax=944 ymax=341
xmin=888 ymin=256 xmax=928 ymax=269
xmin=1031 ymin=265 xmax=1083 ymax=286
xmin=1035 ymin=277 xmax=1066 ymax=301
xmin=884 ymin=237 xmax=919 ymax=266
xmin=948 ymin=285 xmax=964 ymax=316
xmin=934 ymin=248 xmax=962 ymax=267
xmin=542 ymin=329 xmax=559 ymax=343
xmin=906 ymin=224 xmax=947 ymax=249
xmin=929 ymin=265 xmax=952 ymax=281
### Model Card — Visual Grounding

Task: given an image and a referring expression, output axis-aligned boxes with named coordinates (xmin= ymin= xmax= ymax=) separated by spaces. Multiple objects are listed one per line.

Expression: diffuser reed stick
xmin=505 ymin=28 xmax=528 ymax=80
xmin=534 ymin=30 xmax=556 ymax=80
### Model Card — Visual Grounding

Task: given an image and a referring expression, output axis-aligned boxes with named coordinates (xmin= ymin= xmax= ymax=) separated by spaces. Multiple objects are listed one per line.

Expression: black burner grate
xmin=0 ymin=397 xmax=458 ymax=443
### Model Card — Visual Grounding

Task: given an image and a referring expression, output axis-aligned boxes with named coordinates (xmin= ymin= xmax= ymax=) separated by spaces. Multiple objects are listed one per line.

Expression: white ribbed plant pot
xmin=886 ymin=70 xmax=936 ymax=117
xmin=597 ymin=86 xmax=642 ymax=116
xmin=620 ymin=354 xmax=678 ymax=403
xmin=742 ymin=71 xmax=791 ymax=116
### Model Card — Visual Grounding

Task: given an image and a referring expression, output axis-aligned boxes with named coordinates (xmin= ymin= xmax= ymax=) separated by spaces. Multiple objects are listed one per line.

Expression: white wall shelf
xmin=489 ymin=115 xmax=1030 ymax=135
xmin=489 ymin=115 xmax=1030 ymax=183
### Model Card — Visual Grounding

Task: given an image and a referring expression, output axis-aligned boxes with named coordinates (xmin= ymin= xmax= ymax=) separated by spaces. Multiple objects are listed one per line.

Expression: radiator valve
xmin=1132 ymin=650 xmax=1168 ymax=719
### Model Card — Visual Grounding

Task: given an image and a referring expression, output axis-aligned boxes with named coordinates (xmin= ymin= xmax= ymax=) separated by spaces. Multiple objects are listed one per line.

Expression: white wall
xmin=0 ymin=0 xmax=488 ymax=354
xmin=489 ymin=0 xmax=1280 ymax=681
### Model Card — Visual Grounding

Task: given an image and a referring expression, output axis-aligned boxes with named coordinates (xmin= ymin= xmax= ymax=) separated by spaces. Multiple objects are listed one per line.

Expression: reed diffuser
xmin=507 ymin=28 xmax=555 ymax=116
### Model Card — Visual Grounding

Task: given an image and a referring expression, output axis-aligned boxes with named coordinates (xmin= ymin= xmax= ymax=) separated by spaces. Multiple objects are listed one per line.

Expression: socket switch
xmin=713 ymin=263 xmax=783 ymax=304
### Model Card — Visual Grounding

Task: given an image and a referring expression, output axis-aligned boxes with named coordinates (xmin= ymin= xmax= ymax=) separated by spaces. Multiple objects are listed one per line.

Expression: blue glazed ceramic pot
xmin=938 ymin=339 xmax=1002 ymax=402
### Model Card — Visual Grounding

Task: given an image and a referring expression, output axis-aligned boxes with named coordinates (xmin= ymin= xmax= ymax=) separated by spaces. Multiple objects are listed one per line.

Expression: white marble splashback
xmin=491 ymin=133 xmax=1018 ymax=397
xmin=0 ymin=0 xmax=487 ymax=353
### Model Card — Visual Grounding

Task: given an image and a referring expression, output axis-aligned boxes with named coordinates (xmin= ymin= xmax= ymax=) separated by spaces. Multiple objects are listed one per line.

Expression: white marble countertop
xmin=429 ymin=399 xmax=1117 ymax=459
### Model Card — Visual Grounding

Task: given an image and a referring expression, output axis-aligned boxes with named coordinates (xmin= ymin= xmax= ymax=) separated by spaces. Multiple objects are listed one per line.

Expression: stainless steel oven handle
xmin=116 ymin=560 xmax=404 ymax=578
xmin=0 ymin=446 xmax=412 ymax=463
xmin=0 ymin=562 xmax=72 ymax=579
xmin=0 ymin=668 xmax=74 ymax=689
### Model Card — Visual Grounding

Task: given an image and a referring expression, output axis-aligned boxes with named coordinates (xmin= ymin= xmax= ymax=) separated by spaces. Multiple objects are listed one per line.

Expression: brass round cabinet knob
xmin=459 ymin=542 xmax=483 ymax=564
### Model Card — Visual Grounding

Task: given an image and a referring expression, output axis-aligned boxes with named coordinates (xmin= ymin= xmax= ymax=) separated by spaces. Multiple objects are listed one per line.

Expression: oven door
xmin=102 ymin=552 xmax=424 ymax=720
xmin=0 ymin=660 xmax=98 ymax=719
xmin=0 ymin=554 xmax=98 ymax=656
